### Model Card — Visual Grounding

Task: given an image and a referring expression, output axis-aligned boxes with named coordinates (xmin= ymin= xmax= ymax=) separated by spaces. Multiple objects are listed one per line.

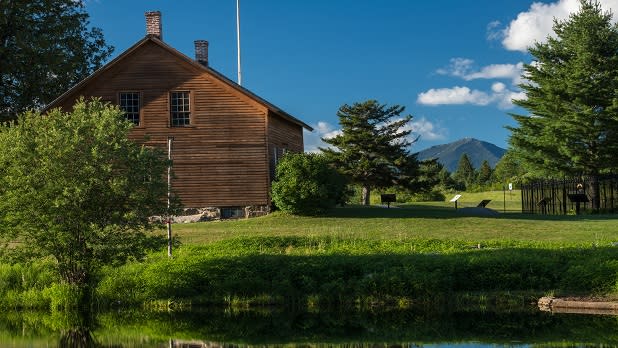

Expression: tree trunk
xmin=588 ymin=175 xmax=601 ymax=211
xmin=361 ymin=186 xmax=370 ymax=205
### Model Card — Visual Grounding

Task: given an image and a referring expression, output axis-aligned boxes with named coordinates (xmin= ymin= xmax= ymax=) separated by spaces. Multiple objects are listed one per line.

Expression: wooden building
xmin=46 ymin=11 xmax=312 ymax=218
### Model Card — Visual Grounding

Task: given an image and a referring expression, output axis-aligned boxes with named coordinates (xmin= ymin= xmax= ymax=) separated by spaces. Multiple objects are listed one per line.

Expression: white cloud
xmin=487 ymin=20 xmax=502 ymax=41
xmin=417 ymin=86 xmax=492 ymax=106
xmin=500 ymin=0 xmax=618 ymax=52
xmin=437 ymin=58 xmax=474 ymax=78
xmin=303 ymin=121 xmax=340 ymax=153
xmin=410 ymin=117 xmax=447 ymax=141
xmin=417 ymin=85 xmax=526 ymax=110
xmin=438 ymin=58 xmax=524 ymax=85
xmin=491 ymin=82 xmax=506 ymax=93
xmin=465 ymin=62 xmax=524 ymax=84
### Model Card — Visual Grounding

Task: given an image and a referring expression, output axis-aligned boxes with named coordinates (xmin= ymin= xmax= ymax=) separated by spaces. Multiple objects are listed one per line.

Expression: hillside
xmin=417 ymin=138 xmax=506 ymax=172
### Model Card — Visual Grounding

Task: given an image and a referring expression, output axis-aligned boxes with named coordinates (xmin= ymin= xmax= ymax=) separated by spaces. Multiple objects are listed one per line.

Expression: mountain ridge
xmin=417 ymin=138 xmax=506 ymax=172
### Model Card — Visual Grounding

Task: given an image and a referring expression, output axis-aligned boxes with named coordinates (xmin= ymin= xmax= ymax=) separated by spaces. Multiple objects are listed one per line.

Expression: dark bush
xmin=271 ymin=153 xmax=349 ymax=215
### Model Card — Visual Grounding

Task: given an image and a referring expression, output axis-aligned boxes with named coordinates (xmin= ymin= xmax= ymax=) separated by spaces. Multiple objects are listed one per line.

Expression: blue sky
xmin=84 ymin=0 xmax=616 ymax=152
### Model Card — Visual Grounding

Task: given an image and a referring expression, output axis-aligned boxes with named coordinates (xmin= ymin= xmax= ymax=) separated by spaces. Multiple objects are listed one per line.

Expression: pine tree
xmin=477 ymin=160 xmax=493 ymax=186
xmin=321 ymin=100 xmax=419 ymax=205
xmin=0 ymin=0 xmax=113 ymax=122
xmin=508 ymin=0 xmax=618 ymax=208
xmin=452 ymin=153 xmax=475 ymax=190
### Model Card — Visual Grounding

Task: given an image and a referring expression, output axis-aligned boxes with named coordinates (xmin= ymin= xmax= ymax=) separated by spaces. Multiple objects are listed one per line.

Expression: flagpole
xmin=167 ymin=136 xmax=173 ymax=258
xmin=236 ymin=0 xmax=242 ymax=86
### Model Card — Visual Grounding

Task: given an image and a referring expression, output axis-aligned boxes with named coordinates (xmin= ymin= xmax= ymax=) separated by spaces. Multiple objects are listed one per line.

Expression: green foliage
xmin=0 ymin=99 xmax=170 ymax=289
xmin=0 ymin=0 xmax=114 ymax=122
xmin=271 ymin=153 xmax=349 ymax=215
xmin=492 ymin=149 xmax=529 ymax=184
xmin=477 ymin=160 xmax=493 ymax=185
xmin=406 ymin=189 xmax=446 ymax=202
xmin=452 ymin=153 xmax=475 ymax=189
xmin=412 ymin=159 xmax=443 ymax=193
xmin=95 ymin=237 xmax=618 ymax=307
xmin=321 ymin=100 xmax=420 ymax=205
xmin=43 ymin=283 xmax=83 ymax=311
xmin=508 ymin=0 xmax=618 ymax=179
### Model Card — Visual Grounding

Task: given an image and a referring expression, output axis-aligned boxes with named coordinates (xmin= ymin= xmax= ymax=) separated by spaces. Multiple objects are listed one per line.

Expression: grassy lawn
xmin=441 ymin=189 xmax=522 ymax=211
xmin=171 ymin=195 xmax=618 ymax=246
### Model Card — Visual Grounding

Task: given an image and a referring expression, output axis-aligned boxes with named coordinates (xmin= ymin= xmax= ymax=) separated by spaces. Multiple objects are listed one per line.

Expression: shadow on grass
xmin=97 ymin=238 xmax=618 ymax=310
xmin=327 ymin=204 xmax=618 ymax=221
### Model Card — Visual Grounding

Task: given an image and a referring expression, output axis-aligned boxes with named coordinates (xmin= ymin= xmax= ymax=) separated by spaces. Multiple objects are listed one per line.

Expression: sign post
xmin=450 ymin=194 xmax=462 ymax=210
xmin=503 ymin=184 xmax=506 ymax=213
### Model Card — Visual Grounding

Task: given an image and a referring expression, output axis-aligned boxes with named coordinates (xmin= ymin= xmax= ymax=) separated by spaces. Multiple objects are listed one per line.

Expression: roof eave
xmin=44 ymin=36 xmax=314 ymax=132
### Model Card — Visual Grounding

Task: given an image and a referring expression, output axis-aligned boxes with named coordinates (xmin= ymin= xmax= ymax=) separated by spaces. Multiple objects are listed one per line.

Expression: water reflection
xmin=0 ymin=305 xmax=616 ymax=347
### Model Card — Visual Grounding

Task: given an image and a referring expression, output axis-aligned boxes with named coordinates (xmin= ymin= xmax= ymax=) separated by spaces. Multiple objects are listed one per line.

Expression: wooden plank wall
xmin=267 ymin=111 xmax=304 ymax=181
xmin=54 ymin=40 xmax=277 ymax=208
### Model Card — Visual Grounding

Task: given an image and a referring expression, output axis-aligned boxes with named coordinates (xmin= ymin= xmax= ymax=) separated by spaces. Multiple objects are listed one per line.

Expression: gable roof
xmin=45 ymin=35 xmax=313 ymax=131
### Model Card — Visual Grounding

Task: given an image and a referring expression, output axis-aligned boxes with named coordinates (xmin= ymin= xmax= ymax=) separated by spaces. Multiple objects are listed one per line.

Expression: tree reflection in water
xmin=59 ymin=326 xmax=97 ymax=348
xmin=0 ymin=305 xmax=616 ymax=346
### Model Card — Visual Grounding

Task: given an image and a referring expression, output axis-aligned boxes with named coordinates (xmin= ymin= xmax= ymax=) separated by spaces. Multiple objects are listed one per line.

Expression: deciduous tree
xmin=0 ymin=0 xmax=113 ymax=122
xmin=271 ymin=153 xmax=349 ymax=215
xmin=0 ymin=99 xmax=170 ymax=301
xmin=508 ymin=0 xmax=618 ymax=208
xmin=321 ymin=100 xmax=419 ymax=205
xmin=493 ymin=149 xmax=528 ymax=184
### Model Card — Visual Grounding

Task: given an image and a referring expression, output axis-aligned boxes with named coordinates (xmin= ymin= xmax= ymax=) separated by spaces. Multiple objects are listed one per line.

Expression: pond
xmin=1 ymin=305 xmax=616 ymax=347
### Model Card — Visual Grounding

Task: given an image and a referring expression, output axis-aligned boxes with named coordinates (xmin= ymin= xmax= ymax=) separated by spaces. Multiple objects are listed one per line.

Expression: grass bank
xmin=1 ymin=204 xmax=618 ymax=310
xmin=94 ymin=235 xmax=618 ymax=309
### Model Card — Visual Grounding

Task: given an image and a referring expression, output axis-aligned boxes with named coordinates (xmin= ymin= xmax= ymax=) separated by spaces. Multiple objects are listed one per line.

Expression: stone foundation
xmin=170 ymin=205 xmax=270 ymax=223
xmin=244 ymin=205 xmax=270 ymax=218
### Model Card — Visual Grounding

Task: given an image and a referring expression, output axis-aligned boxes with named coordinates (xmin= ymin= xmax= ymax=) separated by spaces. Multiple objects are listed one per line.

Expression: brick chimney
xmin=145 ymin=11 xmax=162 ymax=39
xmin=194 ymin=40 xmax=209 ymax=66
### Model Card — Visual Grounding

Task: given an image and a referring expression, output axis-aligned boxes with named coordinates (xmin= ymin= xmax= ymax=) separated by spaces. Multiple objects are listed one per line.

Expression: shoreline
xmin=538 ymin=296 xmax=618 ymax=315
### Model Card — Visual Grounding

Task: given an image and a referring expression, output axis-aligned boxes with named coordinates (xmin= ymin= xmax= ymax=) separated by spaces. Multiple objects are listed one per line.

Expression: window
xmin=119 ymin=92 xmax=140 ymax=125
xmin=170 ymin=91 xmax=191 ymax=126
xmin=221 ymin=207 xmax=245 ymax=219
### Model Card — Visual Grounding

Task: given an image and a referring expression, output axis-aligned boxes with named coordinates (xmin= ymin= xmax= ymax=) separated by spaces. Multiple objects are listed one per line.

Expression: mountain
xmin=417 ymin=138 xmax=507 ymax=172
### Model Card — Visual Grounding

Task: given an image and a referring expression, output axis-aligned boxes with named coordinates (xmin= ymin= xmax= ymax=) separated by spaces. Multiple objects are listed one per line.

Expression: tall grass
xmin=0 ymin=259 xmax=83 ymax=310
xmin=95 ymin=236 xmax=618 ymax=308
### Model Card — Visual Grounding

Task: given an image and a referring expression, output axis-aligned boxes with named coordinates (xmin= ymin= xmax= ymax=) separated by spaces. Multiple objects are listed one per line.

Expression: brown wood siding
xmin=53 ymin=40 xmax=271 ymax=208
xmin=267 ymin=111 xmax=304 ymax=182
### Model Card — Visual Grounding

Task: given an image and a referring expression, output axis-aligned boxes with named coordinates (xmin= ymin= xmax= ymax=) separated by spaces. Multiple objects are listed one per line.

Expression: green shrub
xmin=92 ymin=238 xmax=618 ymax=308
xmin=43 ymin=283 xmax=82 ymax=311
xmin=272 ymin=153 xmax=349 ymax=215
xmin=96 ymin=263 xmax=147 ymax=307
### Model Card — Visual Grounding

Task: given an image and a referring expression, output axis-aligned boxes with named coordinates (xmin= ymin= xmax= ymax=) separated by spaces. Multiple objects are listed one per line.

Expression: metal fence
xmin=520 ymin=175 xmax=618 ymax=214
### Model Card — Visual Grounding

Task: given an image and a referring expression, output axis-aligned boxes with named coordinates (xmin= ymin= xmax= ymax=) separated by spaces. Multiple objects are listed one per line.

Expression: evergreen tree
xmin=321 ymin=100 xmax=419 ymax=205
xmin=508 ymin=0 xmax=618 ymax=208
xmin=0 ymin=0 xmax=113 ymax=122
xmin=438 ymin=167 xmax=458 ymax=190
xmin=452 ymin=153 xmax=475 ymax=190
xmin=412 ymin=159 xmax=443 ymax=193
xmin=477 ymin=160 xmax=493 ymax=185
